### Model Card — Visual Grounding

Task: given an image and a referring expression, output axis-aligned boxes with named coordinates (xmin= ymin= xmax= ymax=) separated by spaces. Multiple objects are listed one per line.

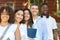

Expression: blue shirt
xmin=32 ymin=16 xmax=48 ymax=40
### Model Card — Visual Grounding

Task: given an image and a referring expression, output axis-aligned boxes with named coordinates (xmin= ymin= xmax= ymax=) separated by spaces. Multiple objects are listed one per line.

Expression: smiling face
xmin=14 ymin=10 xmax=23 ymax=23
xmin=24 ymin=10 xmax=30 ymax=22
xmin=30 ymin=5 xmax=39 ymax=16
xmin=41 ymin=5 xmax=49 ymax=14
xmin=1 ymin=9 xmax=10 ymax=22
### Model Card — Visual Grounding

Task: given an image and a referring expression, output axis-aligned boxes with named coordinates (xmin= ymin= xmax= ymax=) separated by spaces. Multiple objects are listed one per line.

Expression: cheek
xmin=15 ymin=14 xmax=20 ymax=18
xmin=30 ymin=9 xmax=34 ymax=12
xmin=25 ymin=15 xmax=30 ymax=20
xmin=7 ymin=16 xmax=9 ymax=20
xmin=21 ymin=16 xmax=23 ymax=19
xmin=41 ymin=9 xmax=44 ymax=12
xmin=1 ymin=15 xmax=9 ymax=21
xmin=1 ymin=15 xmax=4 ymax=18
xmin=15 ymin=15 xmax=23 ymax=21
xmin=20 ymin=15 xmax=23 ymax=20
xmin=14 ymin=15 xmax=18 ymax=20
xmin=1 ymin=15 xmax=2 ymax=19
xmin=15 ymin=15 xmax=18 ymax=18
xmin=35 ymin=10 xmax=38 ymax=13
xmin=1 ymin=15 xmax=9 ymax=19
xmin=37 ymin=10 xmax=38 ymax=12
xmin=28 ymin=15 xmax=30 ymax=19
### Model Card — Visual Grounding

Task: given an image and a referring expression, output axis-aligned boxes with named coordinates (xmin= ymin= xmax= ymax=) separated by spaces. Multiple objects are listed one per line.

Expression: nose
xmin=3 ymin=15 xmax=8 ymax=17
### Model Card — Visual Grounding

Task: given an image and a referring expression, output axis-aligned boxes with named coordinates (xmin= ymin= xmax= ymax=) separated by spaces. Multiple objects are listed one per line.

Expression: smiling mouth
xmin=17 ymin=18 xmax=22 ymax=20
xmin=3 ymin=17 xmax=8 ymax=19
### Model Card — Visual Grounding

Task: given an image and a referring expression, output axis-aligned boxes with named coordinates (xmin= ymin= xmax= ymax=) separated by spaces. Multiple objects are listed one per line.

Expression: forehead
xmin=24 ymin=10 xmax=29 ymax=12
xmin=30 ymin=5 xmax=38 ymax=8
xmin=15 ymin=10 xmax=23 ymax=15
xmin=1 ymin=9 xmax=8 ymax=14
xmin=24 ymin=10 xmax=30 ymax=15
xmin=41 ymin=5 xmax=48 ymax=8
xmin=16 ymin=10 xmax=23 ymax=13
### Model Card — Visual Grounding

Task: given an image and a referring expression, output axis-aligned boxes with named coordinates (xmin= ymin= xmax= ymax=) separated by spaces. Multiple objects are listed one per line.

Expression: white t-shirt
xmin=19 ymin=24 xmax=29 ymax=40
xmin=41 ymin=16 xmax=57 ymax=40
xmin=33 ymin=16 xmax=40 ymax=25
xmin=0 ymin=24 xmax=17 ymax=40
xmin=33 ymin=16 xmax=41 ymax=40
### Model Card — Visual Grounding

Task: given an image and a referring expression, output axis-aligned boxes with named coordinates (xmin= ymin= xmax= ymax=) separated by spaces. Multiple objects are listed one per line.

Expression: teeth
xmin=17 ymin=18 xmax=21 ymax=20
xmin=3 ymin=17 xmax=7 ymax=19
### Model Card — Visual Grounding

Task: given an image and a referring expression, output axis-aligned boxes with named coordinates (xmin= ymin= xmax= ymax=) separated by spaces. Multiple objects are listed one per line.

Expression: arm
xmin=15 ymin=27 xmax=21 ymax=40
xmin=53 ymin=29 xmax=59 ymax=40
xmin=52 ymin=18 xmax=59 ymax=40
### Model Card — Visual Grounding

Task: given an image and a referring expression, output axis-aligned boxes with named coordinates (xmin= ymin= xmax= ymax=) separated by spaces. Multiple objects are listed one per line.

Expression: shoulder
xmin=9 ymin=24 xmax=17 ymax=29
xmin=20 ymin=23 xmax=26 ymax=27
xmin=10 ymin=24 xmax=17 ymax=27
xmin=20 ymin=23 xmax=25 ymax=25
xmin=11 ymin=24 xmax=17 ymax=26
xmin=49 ymin=16 xmax=56 ymax=22
xmin=20 ymin=23 xmax=27 ymax=28
xmin=36 ymin=16 xmax=41 ymax=23
xmin=7 ymin=24 xmax=18 ymax=32
xmin=37 ymin=16 xmax=41 ymax=20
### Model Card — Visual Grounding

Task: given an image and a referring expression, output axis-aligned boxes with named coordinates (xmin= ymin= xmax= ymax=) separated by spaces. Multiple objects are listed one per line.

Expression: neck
xmin=25 ymin=21 xmax=28 ymax=25
xmin=14 ymin=21 xmax=21 ymax=28
xmin=32 ymin=15 xmax=37 ymax=20
xmin=25 ymin=21 xmax=31 ymax=28
xmin=41 ymin=12 xmax=49 ymax=18
xmin=14 ymin=21 xmax=20 ymax=24
xmin=0 ymin=21 xmax=8 ymax=27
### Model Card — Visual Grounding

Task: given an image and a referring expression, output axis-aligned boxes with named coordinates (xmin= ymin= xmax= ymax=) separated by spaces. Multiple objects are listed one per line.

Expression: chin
xmin=2 ymin=21 xmax=8 ymax=22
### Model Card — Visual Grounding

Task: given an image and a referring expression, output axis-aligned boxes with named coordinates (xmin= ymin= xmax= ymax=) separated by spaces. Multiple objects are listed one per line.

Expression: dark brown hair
xmin=23 ymin=8 xmax=34 ymax=27
xmin=0 ymin=6 xmax=14 ymax=23
xmin=30 ymin=3 xmax=38 ymax=8
xmin=13 ymin=8 xmax=24 ymax=24
xmin=40 ymin=3 xmax=49 ymax=8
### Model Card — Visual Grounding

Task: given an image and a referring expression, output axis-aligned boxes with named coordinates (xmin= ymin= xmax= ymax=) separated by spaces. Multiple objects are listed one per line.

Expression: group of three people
xmin=0 ymin=3 xmax=59 ymax=40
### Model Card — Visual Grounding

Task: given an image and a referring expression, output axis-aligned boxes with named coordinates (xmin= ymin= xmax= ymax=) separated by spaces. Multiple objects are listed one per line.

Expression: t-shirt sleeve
xmin=52 ymin=18 xmax=57 ymax=29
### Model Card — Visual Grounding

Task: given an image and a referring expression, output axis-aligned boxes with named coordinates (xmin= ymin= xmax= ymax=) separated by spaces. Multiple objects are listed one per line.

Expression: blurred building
xmin=0 ymin=0 xmax=28 ymax=9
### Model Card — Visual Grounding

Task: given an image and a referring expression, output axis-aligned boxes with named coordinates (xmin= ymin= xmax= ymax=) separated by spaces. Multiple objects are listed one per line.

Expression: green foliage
xmin=30 ymin=0 xmax=43 ymax=6
xmin=57 ymin=10 xmax=60 ymax=17
xmin=57 ymin=23 xmax=60 ymax=36
xmin=58 ymin=0 xmax=60 ymax=10
xmin=58 ymin=0 xmax=60 ymax=3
